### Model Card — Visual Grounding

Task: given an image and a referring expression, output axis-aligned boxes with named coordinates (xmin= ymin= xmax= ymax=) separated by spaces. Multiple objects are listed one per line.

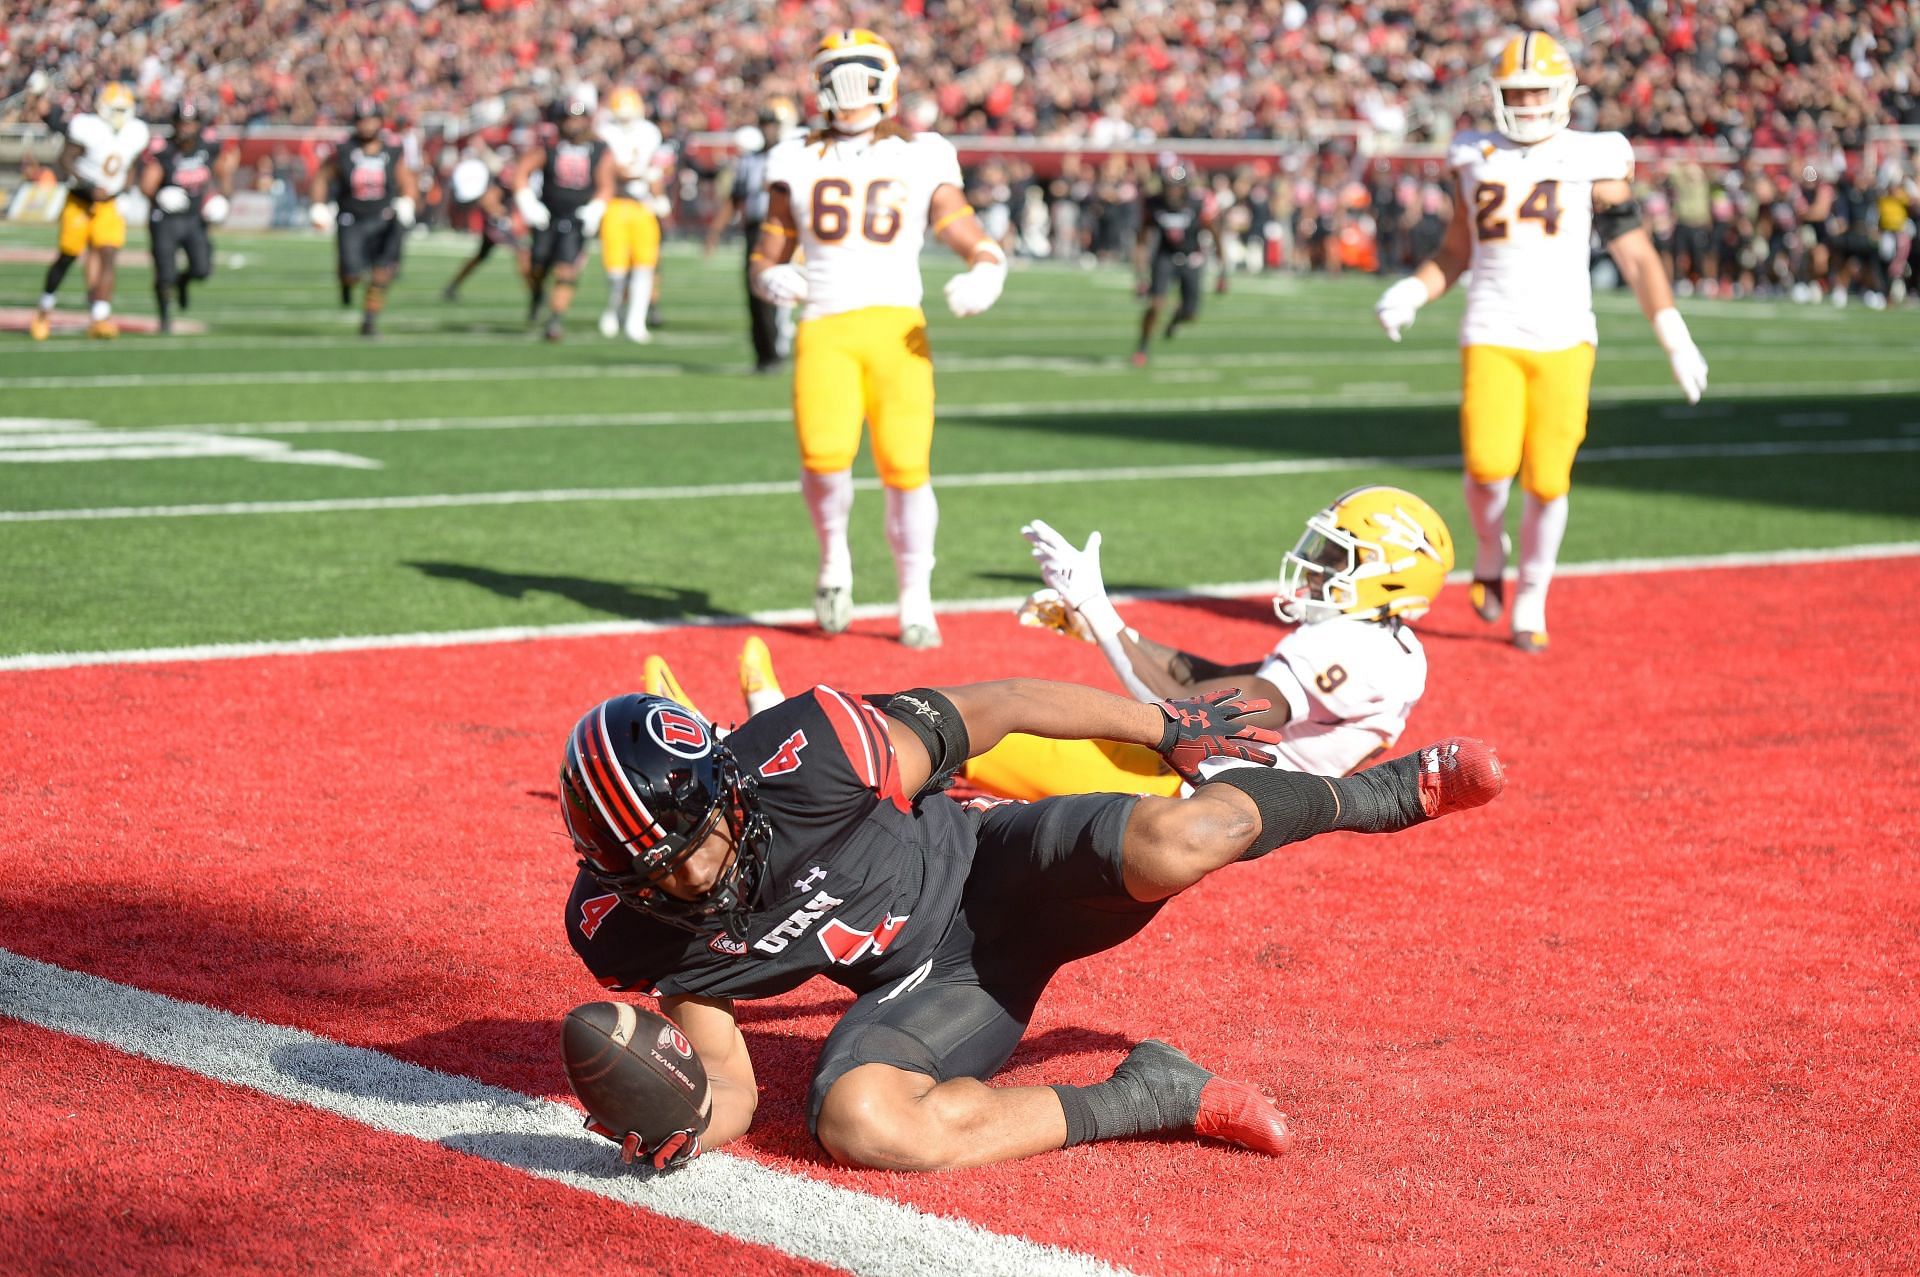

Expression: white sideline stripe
xmin=0 ymin=950 xmax=1128 ymax=1277
xmin=2 ymin=542 xmax=1915 ymax=674
xmin=1 ymin=363 xmax=680 ymax=390
xmin=5 ymin=436 xmax=1917 ymax=525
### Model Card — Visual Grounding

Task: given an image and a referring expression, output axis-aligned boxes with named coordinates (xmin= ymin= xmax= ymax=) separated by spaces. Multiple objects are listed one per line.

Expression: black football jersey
xmin=567 ymin=687 xmax=976 ymax=1001
xmin=154 ymin=139 xmax=216 ymax=214
xmin=541 ymin=139 xmax=606 ymax=218
xmin=1145 ymin=190 xmax=1201 ymax=255
xmin=335 ymin=144 xmax=402 ymax=219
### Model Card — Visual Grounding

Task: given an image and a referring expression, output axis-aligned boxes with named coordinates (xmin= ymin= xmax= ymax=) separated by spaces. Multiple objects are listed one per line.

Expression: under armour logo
xmin=794 ymin=865 xmax=827 ymax=893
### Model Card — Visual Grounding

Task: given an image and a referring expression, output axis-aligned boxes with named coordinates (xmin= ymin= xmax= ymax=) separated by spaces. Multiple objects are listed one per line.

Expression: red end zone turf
xmin=2 ymin=559 xmax=1916 ymax=1274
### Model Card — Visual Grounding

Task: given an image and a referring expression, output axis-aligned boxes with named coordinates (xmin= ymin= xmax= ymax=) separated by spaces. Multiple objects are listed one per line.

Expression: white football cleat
xmin=624 ymin=312 xmax=651 ymax=344
xmin=814 ymin=585 xmax=852 ymax=635
xmin=598 ymin=310 xmax=620 ymax=339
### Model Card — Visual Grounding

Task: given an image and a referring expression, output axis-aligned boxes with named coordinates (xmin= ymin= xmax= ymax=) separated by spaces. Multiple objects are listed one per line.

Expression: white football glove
xmin=751 ymin=263 xmax=809 ymax=306
xmin=1653 ymin=307 xmax=1709 ymax=405
xmin=392 ymin=196 xmax=416 ymax=229
xmin=944 ymin=254 xmax=1007 ymax=317
xmin=155 ymin=185 xmax=191 ymax=215
xmin=1020 ymin=519 xmax=1125 ymax=642
xmin=309 ymin=200 xmax=337 ymax=233
xmin=1374 ymin=276 xmax=1429 ymax=342
xmin=579 ymin=199 xmax=606 ymax=238
xmin=202 ymin=194 xmax=230 ymax=225
xmin=1016 ymin=588 xmax=1095 ymax=643
xmin=515 ymin=185 xmax=550 ymax=230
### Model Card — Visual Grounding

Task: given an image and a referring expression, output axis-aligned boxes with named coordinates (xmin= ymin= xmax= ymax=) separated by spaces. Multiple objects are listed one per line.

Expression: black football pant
xmin=806 ymin=793 xmax=1156 ymax=1134
xmin=151 ymin=213 xmax=213 ymax=286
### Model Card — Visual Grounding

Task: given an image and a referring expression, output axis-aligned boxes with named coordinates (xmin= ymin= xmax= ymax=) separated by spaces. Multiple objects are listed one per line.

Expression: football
xmin=561 ymin=1001 xmax=712 ymax=1147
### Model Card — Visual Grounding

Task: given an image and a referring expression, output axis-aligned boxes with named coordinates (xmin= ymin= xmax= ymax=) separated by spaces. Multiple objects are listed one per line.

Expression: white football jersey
xmin=1449 ymin=128 xmax=1633 ymax=351
xmin=1190 ymin=617 xmax=1427 ymax=780
xmin=600 ymin=118 xmax=664 ymax=201
xmin=66 ymin=112 xmax=152 ymax=198
xmin=764 ymin=130 xmax=966 ymax=321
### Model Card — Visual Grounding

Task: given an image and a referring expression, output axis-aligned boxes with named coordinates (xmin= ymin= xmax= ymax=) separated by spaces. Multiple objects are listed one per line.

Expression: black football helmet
xmin=559 ymin=694 xmax=769 ymax=940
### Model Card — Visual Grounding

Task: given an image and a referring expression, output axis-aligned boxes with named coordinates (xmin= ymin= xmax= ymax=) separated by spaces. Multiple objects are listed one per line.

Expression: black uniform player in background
xmin=308 ymin=99 xmax=418 ymax=338
xmin=511 ymin=91 xmax=615 ymax=342
xmin=1132 ymin=165 xmax=1219 ymax=367
xmin=441 ymin=153 xmax=528 ymax=303
xmin=559 ymin=677 xmax=1505 ymax=1171
xmin=138 ymin=100 xmax=238 ymax=335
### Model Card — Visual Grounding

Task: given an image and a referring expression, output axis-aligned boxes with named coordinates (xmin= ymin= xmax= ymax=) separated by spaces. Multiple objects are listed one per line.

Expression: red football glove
xmin=1154 ymin=688 xmax=1283 ymax=783
xmin=585 ymin=1117 xmax=702 ymax=1171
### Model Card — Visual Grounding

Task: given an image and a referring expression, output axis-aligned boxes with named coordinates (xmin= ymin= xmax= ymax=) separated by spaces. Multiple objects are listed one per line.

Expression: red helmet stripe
xmin=575 ymin=708 xmax=663 ymax=852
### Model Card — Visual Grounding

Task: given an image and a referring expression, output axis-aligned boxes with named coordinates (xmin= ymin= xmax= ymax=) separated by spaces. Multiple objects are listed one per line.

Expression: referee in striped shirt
xmin=707 ymin=100 xmax=799 ymax=372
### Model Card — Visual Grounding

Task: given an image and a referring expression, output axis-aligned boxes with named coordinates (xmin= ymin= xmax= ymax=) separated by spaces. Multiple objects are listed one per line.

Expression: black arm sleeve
xmin=1595 ymin=196 xmax=1643 ymax=243
xmin=874 ymin=688 xmax=971 ymax=790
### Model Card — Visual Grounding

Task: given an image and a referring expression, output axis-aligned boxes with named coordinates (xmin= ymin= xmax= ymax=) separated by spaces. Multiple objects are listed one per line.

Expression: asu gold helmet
xmin=608 ymin=86 xmax=644 ymax=124
xmin=811 ymin=29 xmax=899 ymax=118
xmin=97 ymin=82 xmax=136 ymax=131
xmin=1490 ymin=32 xmax=1577 ymax=145
xmin=1276 ymin=486 xmax=1455 ymax=625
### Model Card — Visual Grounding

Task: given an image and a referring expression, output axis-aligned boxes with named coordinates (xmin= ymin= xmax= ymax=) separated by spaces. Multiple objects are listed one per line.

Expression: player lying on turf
xmin=559 ymin=677 xmax=1504 ymax=1171
xmin=650 ymin=486 xmax=1456 ymax=800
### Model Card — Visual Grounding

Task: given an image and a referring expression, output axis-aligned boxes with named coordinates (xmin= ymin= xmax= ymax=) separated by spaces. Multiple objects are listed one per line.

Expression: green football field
xmin=3 ymin=225 xmax=1918 ymax=658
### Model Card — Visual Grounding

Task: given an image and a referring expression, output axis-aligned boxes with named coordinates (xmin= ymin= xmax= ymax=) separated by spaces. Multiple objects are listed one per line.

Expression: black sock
xmin=44 ymin=254 xmax=77 ymax=294
xmin=1051 ymin=1041 xmax=1211 ymax=1148
xmin=177 ymin=278 xmax=190 ymax=310
xmin=154 ymin=287 xmax=171 ymax=324
xmin=1202 ymin=755 xmax=1426 ymax=861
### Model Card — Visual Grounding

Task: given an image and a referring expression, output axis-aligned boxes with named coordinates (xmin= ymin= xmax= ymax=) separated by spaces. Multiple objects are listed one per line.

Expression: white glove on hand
xmin=1374 ymin=276 xmax=1429 ymax=342
xmin=751 ymin=263 xmax=809 ymax=306
xmin=1653 ymin=307 xmax=1708 ymax=404
xmin=155 ymin=185 xmax=191 ymax=215
xmin=392 ymin=196 xmax=416 ymax=229
xmin=514 ymin=185 xmax=550 ymax=230
xmin=1020 ymin=519 xmax=1123 ymax=641
xmin=580 ymin=199 xmax=606 ymax=238
xmin=202 ymin=194 xmax=230 ymax=225
xmin=1016 ymin=588 xmax=1095 ymax=643
xmin=944 ymin=255 xmax=1007 ymax=317
xmin=309 ymin=201 xmax=337 ymax=232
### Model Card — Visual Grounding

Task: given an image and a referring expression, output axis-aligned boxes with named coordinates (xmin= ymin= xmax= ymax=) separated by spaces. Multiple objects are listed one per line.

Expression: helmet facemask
xmin=815 ymin=54 xmax=898 ymax=123
xmin=1275 ymin=517 xmax=1366 ymax=624
xmin=1492 ymin=78 xmax=1575 ymax=145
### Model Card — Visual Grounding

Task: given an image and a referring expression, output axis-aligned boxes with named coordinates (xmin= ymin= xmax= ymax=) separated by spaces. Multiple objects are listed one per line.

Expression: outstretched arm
xmin=1597 ymin=176 xmax=1707 ymax=403
xmin=658 ymin=993 xmax=758 ymax=1150
xmin=1374 ymin=186 xmax=1470 ymax=340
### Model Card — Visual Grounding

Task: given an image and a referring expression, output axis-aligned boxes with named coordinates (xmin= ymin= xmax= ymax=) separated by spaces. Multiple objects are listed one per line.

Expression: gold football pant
xmin=1459 ymin=343 xmax=1596 ymax=501
xmin=59 ymin=192 xmax=127 ymax=256
xmin=600 ymin=198 xmax=660 ymax=271
xmin=961 ymin=734 xmax=1184 ymax=802
xmin=792 ymin=305 xmax=934 ymax=488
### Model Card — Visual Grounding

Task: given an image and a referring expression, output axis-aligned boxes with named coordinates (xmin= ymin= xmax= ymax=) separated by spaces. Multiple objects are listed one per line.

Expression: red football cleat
xmin=1416 ymin=737 xmax=1505 ymax=818
xmin=1194 ymin=1076 xmax=1293 ymax=1156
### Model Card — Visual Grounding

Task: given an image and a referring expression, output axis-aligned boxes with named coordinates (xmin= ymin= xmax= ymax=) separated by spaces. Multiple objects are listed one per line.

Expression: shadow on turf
xmin=408 ymin=560 xmax=717 ymax=619
xmin=956 ymin=395 xmax=1920 ymax=521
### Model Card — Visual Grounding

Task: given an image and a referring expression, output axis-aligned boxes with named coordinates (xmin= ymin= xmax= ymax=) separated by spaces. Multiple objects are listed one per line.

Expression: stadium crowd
xmin=4 ymin=0 xmax=1916 ymax=302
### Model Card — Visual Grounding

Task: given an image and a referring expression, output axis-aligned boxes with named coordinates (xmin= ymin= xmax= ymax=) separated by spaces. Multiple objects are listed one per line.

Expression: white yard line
xmin=3 ymin=541 xmax=1915 ymax=674
xmin=4 ymin=436 xmax=1917 ymax=526
xmin=0 ymin=949 xmax=1128 ymax=1277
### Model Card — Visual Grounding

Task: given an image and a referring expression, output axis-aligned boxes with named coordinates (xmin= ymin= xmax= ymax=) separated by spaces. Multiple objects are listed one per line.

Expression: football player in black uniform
xmin=1132 ymin=164 xmax=1219 ymax=367
xmin=138 ymin=99 xmax=239 ymax=334
xmin=308 ymin=98 xmax=418 ymax=338
xmin=560 ymin=678 xmax=1505 ymax=1171
xmin=441 ymin=154 xmax=528 ymax=303
xmin=511 ymin=90 xmax=615 ymax=342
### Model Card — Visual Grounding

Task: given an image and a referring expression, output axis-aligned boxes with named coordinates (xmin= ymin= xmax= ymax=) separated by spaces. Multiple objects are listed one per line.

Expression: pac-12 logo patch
xmin=709 ymin=933 xmax=747 ymax=957
xmin=646 ymin=704 xmax=710 ymax=759
xmin=657 ymin=1023 xmax=694 ymax=1059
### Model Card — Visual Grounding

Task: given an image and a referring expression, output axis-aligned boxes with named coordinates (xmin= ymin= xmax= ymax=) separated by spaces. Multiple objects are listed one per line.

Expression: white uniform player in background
xmin=31 ymin=82 xmax=151 ymax=341
xmin=597 ymin=87 xmax=666 ymax=342
xmin=1373 ymin=31 xmax=1709 ymax=653
xmin=749 ymin=28 xmax=1009 ymax=649
xmin=950 ymin=487 xmax=1453 ymax=799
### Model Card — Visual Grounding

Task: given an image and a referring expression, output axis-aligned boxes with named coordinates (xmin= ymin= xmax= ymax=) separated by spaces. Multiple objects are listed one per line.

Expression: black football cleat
xmin=1118 ymin=1040 xmax=1292 ymax=1157
xmin=359 ymin=314 xmax=379 ymax=339
xmin=1510 ymin=630 xmax=1549 ymax=655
